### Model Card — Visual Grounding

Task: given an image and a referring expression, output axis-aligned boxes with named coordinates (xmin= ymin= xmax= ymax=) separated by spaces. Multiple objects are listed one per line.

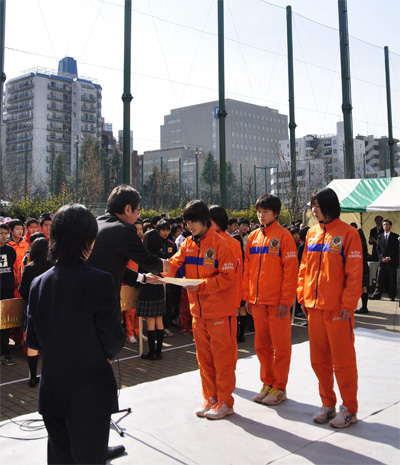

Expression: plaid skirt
xmin=362 ymin=267 xmax=370 ymax=288
xmin=136 ymin=298 xmax=166 ymax=318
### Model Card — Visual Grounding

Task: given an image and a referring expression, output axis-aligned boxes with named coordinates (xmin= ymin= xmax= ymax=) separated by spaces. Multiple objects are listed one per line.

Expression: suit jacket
xmin=376 ymin=232 xmax=399 ymax=268
xmin=87 ymin=213 xmax=163 ymax=292
xmin=26 ymin=262 xmax=125 ymax=418
xmin=369 ymin=226 xmax=383 ymax=260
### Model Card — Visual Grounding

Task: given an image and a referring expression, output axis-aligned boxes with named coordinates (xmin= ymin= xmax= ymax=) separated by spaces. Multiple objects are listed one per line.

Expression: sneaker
xmin=253 ymin=385 xmax=272 ymax=403
xmin=164 ymin=328 xmax=174 ymax=338
xmin=205 ymin=400 xmax=234 ymax=420
xmin=180 ymin=328 xmax=192 ymax=335
xmin=195 ymin=397 xmax=218 ymax=417
xmin=262 ymin=388 xmax=287 ymax=405
xmin=355 ymin=308 xmax=368 ymax=314
xmin=141 ymin=334 xmax=148 ymax=342
xmin=126 ymin=336 xmax=137 ymax=344
xmin=313 ymin=406 xmax=336 ymax=424
xmin=329 ymin=405 xmax=357 ymax=428
xmin=1 ymin=355 xmax=17 ymax=366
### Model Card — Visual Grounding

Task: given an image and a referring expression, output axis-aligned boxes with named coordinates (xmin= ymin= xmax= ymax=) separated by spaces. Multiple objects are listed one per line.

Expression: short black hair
xmin=17 ymin=214 xmax=26 ymax=223
xmin=30 ymin=232 xmax=46 ymax=243
xmin=374 ymin=215 xmax=383 ymax=221
xmin=299 ymin=226 xmax=309 ymax=242
xmin=40 ymin=215 xmax=52 ymax=227
xmin=106 ymin=185 xmax=141 ymax=215
xmin=8 ymin=219 xmax=24 ymax=231
xmin=350 ymin=222 xmax=358 ymax=229
xmin=228 ymin=217 xmax=238 ymax=226
xmin=383 ymin=219 xmax=392 ymax=226
xmin=311 ymin=188 xmax=340 ymax=221
xmin=0 ymin=223 xmax=9 ymax=231
xmin=26 ymin=218 xmax=38 ymax=227
xmin=209 ymin=205 xmax=228 ymax=232
xmin=183 ymin=200 xmax=210 ymax=226
xmin=171 ymin=223 xmax=182 ymax=236
xmin=29 ymin=237 xmax=49 ymax=268
xmin=150 ymin=215 xmax=162 ymax=227
xmin=237 ymin=217 xmax=250 ymax=226
xmin=142 ymin=229 xmax=163 ymax=253
xmin=49 ymin=204 xmax=98 ymax=265
xmin=255 ymin=194 xmax=281 ymax=215
xmin=156 ymin=220 xmax=171 ymax=232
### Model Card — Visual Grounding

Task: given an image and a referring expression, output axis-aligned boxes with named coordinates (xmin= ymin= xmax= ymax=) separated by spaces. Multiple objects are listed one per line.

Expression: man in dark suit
xmin=87 ymin=185 xmax=169 ymax=291
xmin=371 ymin=219 xmax=399 ymax=301
xmin=368 ymin=215 xmax=383 ymax=261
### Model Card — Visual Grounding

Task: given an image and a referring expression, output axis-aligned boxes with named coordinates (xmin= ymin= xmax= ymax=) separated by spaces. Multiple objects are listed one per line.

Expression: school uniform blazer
xmin=26 ymin=262 xmax=125 ymax=418
xmin=376 ymin=232 xmax=399 ymax=268
xmin=87 ymin=213 xmax=163 ymax=292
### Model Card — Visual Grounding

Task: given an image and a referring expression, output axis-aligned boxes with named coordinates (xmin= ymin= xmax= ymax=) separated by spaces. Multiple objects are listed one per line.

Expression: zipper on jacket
xmin=313 ymin=224 xmax=326 ymax=309
xmin=195 ymin=239 xmax=202 ymax=317
xmin=255 ymin=229 xmax=267 ymax=304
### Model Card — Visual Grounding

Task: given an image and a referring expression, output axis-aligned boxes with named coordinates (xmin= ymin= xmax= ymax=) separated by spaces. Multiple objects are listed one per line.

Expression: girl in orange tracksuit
xmin=297 ymin=188 xmax=363 ymax=428
xmin=243 ymin=194 xmax=298 ymax=406
xmin=165 ymin=200 xmax=238 ymax=420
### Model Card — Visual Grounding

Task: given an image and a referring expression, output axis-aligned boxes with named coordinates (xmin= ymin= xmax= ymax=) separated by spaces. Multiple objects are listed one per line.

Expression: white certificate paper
xmin=160 ymin=277 xmax=204 ymax=287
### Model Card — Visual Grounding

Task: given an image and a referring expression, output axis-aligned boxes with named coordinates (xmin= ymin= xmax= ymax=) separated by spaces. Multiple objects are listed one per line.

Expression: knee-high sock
xmin=156 ymin=329 xmax=164 ymax=354
xmin=361 ymin=292 xmax=368 ymax=310
xmin=146 ymin=330 xmax=156 ymax=354
xmin=27 ymin=355 xmax=38 ymax=380
xmin=239 ymin=315 xmax=247 ymax=337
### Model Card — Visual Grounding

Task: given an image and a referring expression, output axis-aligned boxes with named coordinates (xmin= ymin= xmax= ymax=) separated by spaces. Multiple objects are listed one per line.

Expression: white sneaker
xmin=164 ymin=328 xmax=174 ymax=338
xmin=253 ymin=385 xmax=272 ymax=403
xmin=126 ymin=336 xmax=137 ymax=344
xmin=195 ymin=397 xmax=217 ymax=417
xmin=313 ymin=406 xmax=336 ymax=424
xmin=205 ymin=401 xmax=234 ymax=420
xmin=329 ymin=405 xmax=357 ymax=428
xmin=262 ymin=388 xmax=287 ymax=405
xmin=142 ymin=335 xmax=148 ymax=342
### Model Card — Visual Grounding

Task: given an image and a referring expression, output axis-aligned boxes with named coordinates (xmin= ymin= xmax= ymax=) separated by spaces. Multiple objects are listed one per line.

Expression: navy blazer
xmin=26 ymin=262 xmax=125 ymax=418
xmin=376 ymin=232 xmax=399 ymax=268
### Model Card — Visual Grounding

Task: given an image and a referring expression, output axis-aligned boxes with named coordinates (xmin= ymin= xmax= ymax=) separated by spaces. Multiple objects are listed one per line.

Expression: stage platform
xmin=0 ymin=327 xmax=399 ymax=464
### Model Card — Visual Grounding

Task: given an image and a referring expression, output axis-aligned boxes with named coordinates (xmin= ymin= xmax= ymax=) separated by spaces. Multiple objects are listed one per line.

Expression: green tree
xmin=80 ymin=136 xmax=104 ymax=205
xmin=53 ymin=153 xmax=67 ymax=194
xmin=200 ymin=151 xmax=219 ymax=204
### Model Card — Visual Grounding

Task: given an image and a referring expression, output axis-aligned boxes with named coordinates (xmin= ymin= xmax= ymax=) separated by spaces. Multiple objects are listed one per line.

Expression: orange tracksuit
xmin=297 ymin=218 xmax=363 ymax=414
xmin=219 ymin=231 xmax=243 ymax=308
xmin=243 ymin=221 xmax=298 ymax=391
xmin=167 ymin=228 xmax=238 ymax=407
xmin=6 ymin=238 xmax=29 ymax=298
xmin=123 ymin=260 xmax=140 ymax=338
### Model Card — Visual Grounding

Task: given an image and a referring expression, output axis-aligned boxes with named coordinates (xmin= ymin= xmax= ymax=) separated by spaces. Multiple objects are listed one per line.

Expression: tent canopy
xmin=320 ymin=178 xmax=400 ymax=212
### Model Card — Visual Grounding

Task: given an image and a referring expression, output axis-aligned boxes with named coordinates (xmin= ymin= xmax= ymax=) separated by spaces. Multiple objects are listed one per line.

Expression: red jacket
xmin=243 ymin=221 xmax=298 ymax=307
xmin=297 ymin=218 xmax=363 ymax=312
xmin=167 ymin=228 xmax=237 ymax=318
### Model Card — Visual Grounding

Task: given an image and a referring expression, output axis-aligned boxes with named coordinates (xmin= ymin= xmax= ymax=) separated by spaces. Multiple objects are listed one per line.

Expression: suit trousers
xmin=308 ymin=308 xmax=358 ymax=414
xmin=374 ymin=263 xmax=397 ymax=299
xmin=251 ymin=304 xmax=292 ymax=391
xmin=192 ymin=315 xmax=237 ymax=408
xmin=43 ymin=414 xmax=111 ymax=464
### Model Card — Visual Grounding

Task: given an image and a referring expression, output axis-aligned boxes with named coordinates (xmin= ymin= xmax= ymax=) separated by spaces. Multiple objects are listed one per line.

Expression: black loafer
xmin=106 ymin=445 xmax=125 ymax=460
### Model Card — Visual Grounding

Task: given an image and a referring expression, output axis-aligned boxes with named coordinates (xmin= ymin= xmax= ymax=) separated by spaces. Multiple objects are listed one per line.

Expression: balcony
xmin=81 ymin=124 xmax=96 ymax=133
xmin=81 ymin=114 xmax=96 ymax=123
xmin=6 ymin=142 xmax=32 ymax=153
xmin=47 ymin=113 xmax=71 ymax=122
xmin=47 ymin=134 xmax=71 ymax=143
xmin=81 ymin=103 xmax=96 ymax=113
xmin=6 ymin=111 xmax=33 ymax=122
xmin=8 ymin=90 xmax=34 ymax=103
xmin=46 ymin=144 xmax=71 ymax=153
xmin=6 ymin=133 xmax=33 ymax=143
xmin=7 ymin=101 xmax=34 ymax=112
xmin=6 ymin=121 xmax=33 ymax=133
xmin=48 ymin=82 xmax=72 ymax=92
xmin=47 ymin=92 xmax=71 ymax=102
xmin=81 ymin=93 xmax=96 ymax=103
xmin=47 ymin=122 xmax=71 ymax=132
xmin=7 ymin=80 xmax=34 ymax=93
xmin=47 ymin=102 xmax=71 ymax=112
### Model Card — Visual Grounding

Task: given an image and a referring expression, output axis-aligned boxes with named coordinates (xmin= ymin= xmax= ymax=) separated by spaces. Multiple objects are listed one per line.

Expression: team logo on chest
xmin=329 ymin=235 xmax=343 ymax=253
xmin=204 ymin=248 xmax=215 ymax=266
xmin=269 ymin=238 xmax=280 ymax=255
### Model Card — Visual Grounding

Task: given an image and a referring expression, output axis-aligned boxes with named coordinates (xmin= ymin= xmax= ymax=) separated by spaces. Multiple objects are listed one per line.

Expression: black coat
xmin=376 ymin=231 xmax=399 ymax=268
xmin=26 ymin=262 xmax=125 ymax=418
xmin=87 ymin=213 xmax=163 ymax=292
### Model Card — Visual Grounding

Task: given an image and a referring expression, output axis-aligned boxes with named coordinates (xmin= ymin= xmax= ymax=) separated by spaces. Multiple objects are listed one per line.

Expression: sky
xmin=3 ymin=0 xmax=400 ymax=154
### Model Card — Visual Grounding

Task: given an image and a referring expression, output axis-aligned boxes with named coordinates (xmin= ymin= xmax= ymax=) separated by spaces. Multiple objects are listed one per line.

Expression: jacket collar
xmin=318 ymin=217 xmax=341 ymax=232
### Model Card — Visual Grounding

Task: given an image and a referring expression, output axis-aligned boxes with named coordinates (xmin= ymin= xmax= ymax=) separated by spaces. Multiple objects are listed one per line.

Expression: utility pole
xmin=384 ymin=46 xmax=395 ymax=176
xmin=141 ymin=154 xmax=144 ymax=208
xmin=179 ymin=158 xmax=182 ymax=206
xmin=217 ymin=0 xmax=227 ymax=207
xmin=0 ymin=0 xmax=6 ymax=196
xmin=50 ymin=146 xmax=55 ymax=195
xmin=240 ymin=163 xmax=243 ymax=210
xmin=122 ymin=0 xmax=133 ymax=184
xmin=160 ymin=156 xmax=164 ymax=209
xmin=286 ymin=6 xmax=297 ymax=209
xmin=254 ymin=165 xmax=257 ymax=202
xmin=75 ymin=136 xmax=79 ymax=200
xmin=25 ymin=145 xmax=28 ymax=197
xmin=338 ymin=0 xmax=355 ymax=178
xmin=195 ymin=149 xmax=199 ymax=198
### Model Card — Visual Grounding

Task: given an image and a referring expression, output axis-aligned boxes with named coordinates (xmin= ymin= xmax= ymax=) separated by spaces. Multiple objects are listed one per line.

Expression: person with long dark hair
xmin=26 ymin=204 xmax=125 ymax=464
xmin=297 ymin=188 xmax=363 ymax=428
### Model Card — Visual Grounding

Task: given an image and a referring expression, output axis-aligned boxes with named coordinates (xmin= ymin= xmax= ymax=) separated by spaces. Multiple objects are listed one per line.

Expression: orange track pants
xmin=192 ymin=315 xmax=237 ymax=408
xmin=252 ymin=304 xmax=292 ymax=391
xmin=125 ymin=308 xmax=139 ymax=338
xmin=308 ymin=308 xmax=358 ymax=414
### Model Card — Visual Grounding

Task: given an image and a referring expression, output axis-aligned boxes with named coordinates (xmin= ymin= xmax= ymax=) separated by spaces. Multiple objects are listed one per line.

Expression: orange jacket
xmin=219 ymin=231 xmax=243 ymax=308
xmin=297 ymin=218 xmax=363 ymax=312
xmin=6 ymin=239 xmax=29 ymax=291
xmin=243 ymin=221 xmax=298 ymax=307
xmin=167 ymin=228 xmax=237 ymax=319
